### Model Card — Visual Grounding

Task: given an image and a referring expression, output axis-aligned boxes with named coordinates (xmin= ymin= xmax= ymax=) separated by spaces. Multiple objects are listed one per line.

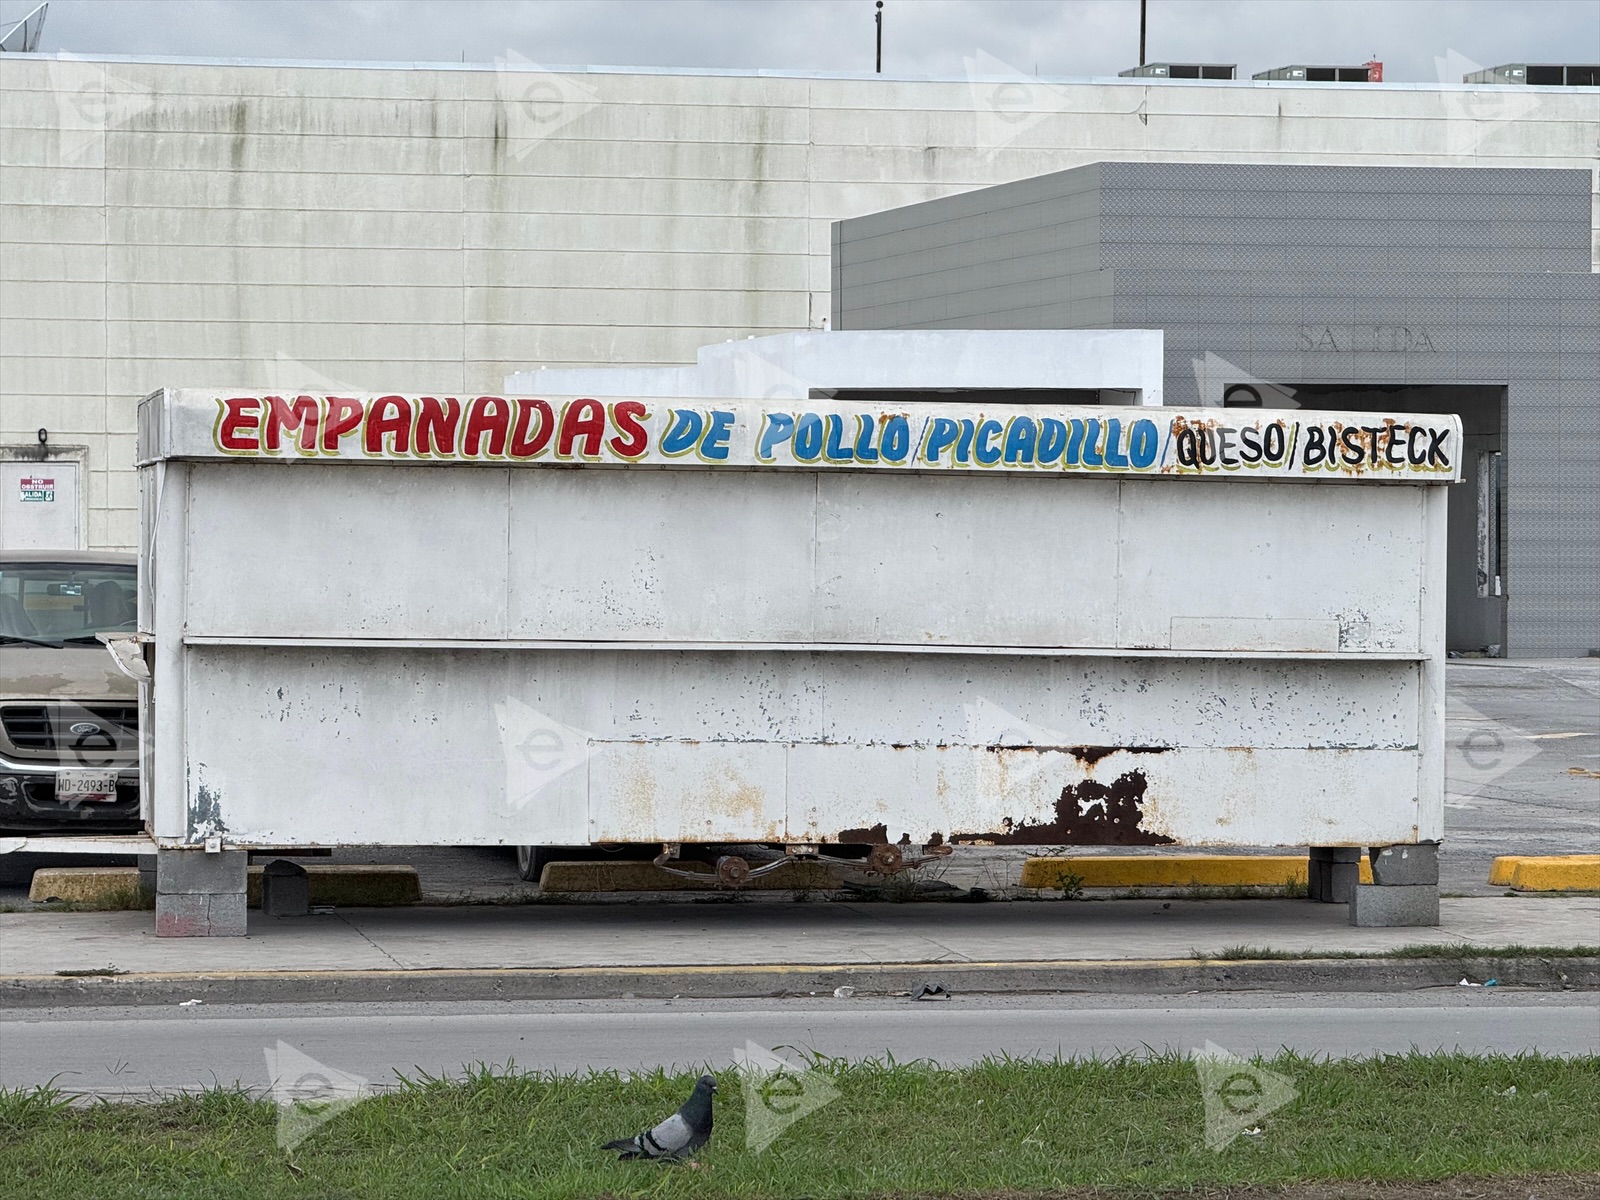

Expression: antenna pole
xmin=1138 ymin=0 xmax=1147 ymax=66
xmin=875 ymin=2 xmax=883 ymax=74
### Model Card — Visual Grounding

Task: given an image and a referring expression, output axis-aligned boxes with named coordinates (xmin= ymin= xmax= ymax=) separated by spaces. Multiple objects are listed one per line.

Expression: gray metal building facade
xmin=832 ymin=162 xmax=1599 ymax=657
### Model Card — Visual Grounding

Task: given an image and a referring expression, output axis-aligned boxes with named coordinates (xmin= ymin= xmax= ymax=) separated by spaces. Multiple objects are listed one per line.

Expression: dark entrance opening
xmin=1283 ymin=385 xmax=1507 ymax=656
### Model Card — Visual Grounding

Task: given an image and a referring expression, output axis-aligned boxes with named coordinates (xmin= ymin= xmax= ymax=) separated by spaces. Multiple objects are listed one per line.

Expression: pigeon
xmin=602 ymin=1074 xmax=716 ymax=1161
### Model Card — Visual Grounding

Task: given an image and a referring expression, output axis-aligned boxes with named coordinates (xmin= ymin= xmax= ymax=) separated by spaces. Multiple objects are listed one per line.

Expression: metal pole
xmin=875 ymin=1 xmax=883 ymax=74
xmin=1139 ymin=0 xmax=1147 ymax=66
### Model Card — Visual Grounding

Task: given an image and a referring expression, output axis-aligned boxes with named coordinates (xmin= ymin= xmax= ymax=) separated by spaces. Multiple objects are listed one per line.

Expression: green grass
xmin=51 ymin=965 xmax=128 ymax=978
xmin=2 ymin=1053 xmax=1596 ymax=1199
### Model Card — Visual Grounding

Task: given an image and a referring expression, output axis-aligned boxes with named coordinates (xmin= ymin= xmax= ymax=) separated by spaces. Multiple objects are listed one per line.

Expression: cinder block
xmin=1310 ymin=847 xmax=1363 ymax=863
xmin=156 ymin=849 xmax=247 ymax=895
xmin=260 ymin=860 xmax=310 ymax=917
xmin=1349 ymin=883 xmax=1440 ymax=928
xmin=154 ymin=893 xmax=210 ymax=937
xmin=1369 ymin=843 xmax=1440 ymax=887
xmin=207 ymin=892 xmax=248 ymax=937
xmin=1308 ymin=847 xmax=1362 ymax=903
xmin=156 ymin=892 xmax=248 ymax=937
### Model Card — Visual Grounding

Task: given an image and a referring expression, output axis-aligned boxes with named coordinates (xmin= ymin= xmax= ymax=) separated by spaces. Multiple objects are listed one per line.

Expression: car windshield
xmin=0 ymin=561 xmax=137 ymax=640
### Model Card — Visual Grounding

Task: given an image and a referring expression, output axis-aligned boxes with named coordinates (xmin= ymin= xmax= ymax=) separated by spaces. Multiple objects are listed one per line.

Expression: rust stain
xmin=952 ymin=769 xmax=1175 ymax=846
xmin=834 ymin=822 xmax=889 ymax=843
xmin=1067 ymin=744 xmax=1170 ymax=766
xmin=982 ymin=745 xmax=1169 ymax=764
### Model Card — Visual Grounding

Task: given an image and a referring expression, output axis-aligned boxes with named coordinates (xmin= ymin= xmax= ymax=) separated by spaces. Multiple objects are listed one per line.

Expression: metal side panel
xmin=150 ymin=461 xmax=188 ymax=841
xmin=1415 ymin=484 xmax=1450 ymax=842
xmin=175 ymin=645 xmax=1420 ymax=848
xmin=811 ymin=654 xmax=1419 ymax=750
xmin=182 ymin=462 xmax=512 ymax=640
xmin=1115 ymin=480 xmax=1426 ymax=653
xmin=506 ymin=469 xmax=1122 ymax=647
xmin=178 ymin=647 xmax=587 ymax=846
xmin=813 ymin=473 xmax=1120 ymax=646
xmin=587 ymin=741 xmax=788 ymax=844
xmin=507 ymin=468 xmax=818 ymax=642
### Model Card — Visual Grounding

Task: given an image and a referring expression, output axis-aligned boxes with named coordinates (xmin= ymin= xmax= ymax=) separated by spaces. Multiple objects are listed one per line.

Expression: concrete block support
xmin=1308 ymin=846 xmax=1362 ymax=903
xmin=155 ymin=849 xmax=248 ymax=937
xmin=260 ymin=859 xmax=311 ymax=917
xmin=1370 ymin=842 xmax=1440 ymax=886
xmin=1349 ymin=883 xmax=1441 ymax=927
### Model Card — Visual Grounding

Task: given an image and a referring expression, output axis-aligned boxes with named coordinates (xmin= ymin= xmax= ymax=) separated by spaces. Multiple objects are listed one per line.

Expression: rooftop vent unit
xmin=1119 ymin=63 xmax=1237 ymax=80
xmin=1464 ymin=63 xmax=1600 ymax=86
xmin=1254 ymin=61 xmax=1383 ymax=82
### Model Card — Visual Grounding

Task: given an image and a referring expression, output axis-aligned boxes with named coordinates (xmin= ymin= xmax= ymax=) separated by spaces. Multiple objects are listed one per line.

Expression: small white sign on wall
xmin=0 ymin=461 xmax=80 ymax=549
xmin=18 ymin=476 xmax=55 ymax=502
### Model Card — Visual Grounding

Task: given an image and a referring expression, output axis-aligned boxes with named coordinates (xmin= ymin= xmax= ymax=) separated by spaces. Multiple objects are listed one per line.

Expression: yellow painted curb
xmin=1021 ymin=854 xmax=1373 ymax=890
xmin=1490 ymin=855 xmax=1600 ymax=891
xmin=541 ymin=859 xmax=840 ymax=893
xmin=28 ymin=864 xmax=420 ymax=909
xmin=27 ymin=867 xmax=147 ymax=906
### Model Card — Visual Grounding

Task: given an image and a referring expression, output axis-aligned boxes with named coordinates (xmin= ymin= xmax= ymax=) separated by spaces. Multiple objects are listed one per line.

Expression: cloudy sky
xmin=5 ymin=0 xmax=1598 ymax=83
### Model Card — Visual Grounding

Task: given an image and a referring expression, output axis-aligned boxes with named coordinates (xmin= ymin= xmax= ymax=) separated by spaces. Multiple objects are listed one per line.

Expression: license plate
xmin=56 ymin=771 xmax=120 ymax=802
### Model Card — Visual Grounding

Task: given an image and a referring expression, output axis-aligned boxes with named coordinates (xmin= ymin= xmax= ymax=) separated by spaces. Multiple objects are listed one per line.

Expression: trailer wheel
xmin=516 ymin=844 xmax=558 ymax=883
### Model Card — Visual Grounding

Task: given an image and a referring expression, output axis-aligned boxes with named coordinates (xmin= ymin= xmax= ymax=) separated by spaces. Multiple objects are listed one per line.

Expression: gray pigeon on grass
xmin=602 ymin=1074 xmax=716 ymax=1161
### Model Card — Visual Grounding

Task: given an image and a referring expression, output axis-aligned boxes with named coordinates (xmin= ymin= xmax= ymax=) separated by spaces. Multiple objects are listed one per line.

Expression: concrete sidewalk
xmin=4 ymin=895 xmax=1596 ymax=977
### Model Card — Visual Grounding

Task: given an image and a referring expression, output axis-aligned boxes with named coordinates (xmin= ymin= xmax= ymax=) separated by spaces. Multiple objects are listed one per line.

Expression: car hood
xmin=2 ymin=643 xmax=137 ymax=702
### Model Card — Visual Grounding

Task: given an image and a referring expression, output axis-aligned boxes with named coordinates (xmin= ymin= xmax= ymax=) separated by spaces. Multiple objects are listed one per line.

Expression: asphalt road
xmin=3 ymin=992 xmax=1595 ymax=1097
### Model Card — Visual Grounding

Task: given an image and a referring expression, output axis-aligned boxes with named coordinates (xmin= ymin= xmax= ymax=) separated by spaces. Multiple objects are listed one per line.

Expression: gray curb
xmin=4 ymin=955 xmax=1596 ymax=1008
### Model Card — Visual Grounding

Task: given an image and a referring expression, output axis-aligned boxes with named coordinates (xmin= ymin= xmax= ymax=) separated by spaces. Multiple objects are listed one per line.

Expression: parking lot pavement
xmin=1441 ymin=658 xmax=1599 ymax=894
xmin=3 ymin=659 xmax=1594 ymax=909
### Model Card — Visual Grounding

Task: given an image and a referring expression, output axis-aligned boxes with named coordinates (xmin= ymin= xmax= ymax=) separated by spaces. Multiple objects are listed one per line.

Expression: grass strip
xmin=2 ymin=1053 xmax=1597 ymax=1199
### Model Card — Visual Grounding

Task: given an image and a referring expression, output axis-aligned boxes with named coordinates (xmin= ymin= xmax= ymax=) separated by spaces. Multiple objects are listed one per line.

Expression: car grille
xmin=1 ymin=706 xmax=52 ymax=750
xmin=1 ymin=704 xmax=138 ymax=754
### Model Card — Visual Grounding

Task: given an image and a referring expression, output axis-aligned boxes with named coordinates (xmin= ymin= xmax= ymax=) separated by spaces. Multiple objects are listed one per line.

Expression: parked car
xmin=0 ymin=550 xmax=141 ymax=834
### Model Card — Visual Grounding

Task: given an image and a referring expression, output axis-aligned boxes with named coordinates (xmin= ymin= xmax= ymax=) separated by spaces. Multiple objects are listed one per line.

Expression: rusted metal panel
xmin=175 ymin=647 xmax=1426 ymax=849
xmin=788 ymin=745 xmax=1420 ymax=848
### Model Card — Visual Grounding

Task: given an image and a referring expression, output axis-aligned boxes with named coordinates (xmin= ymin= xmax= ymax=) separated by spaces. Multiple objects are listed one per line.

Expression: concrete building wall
xmin=1 ymin=54 xmax=1597 ymax=549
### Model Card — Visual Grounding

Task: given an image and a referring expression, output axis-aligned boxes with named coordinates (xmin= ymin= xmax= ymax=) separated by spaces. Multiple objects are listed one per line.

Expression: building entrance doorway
xmin=1251 ymin=385 xmax=1506 ymax=655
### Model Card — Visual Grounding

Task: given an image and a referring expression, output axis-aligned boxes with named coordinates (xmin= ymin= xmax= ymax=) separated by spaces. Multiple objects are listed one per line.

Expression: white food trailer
xmin=127 ymin=331 xmax=1459 ymax=934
